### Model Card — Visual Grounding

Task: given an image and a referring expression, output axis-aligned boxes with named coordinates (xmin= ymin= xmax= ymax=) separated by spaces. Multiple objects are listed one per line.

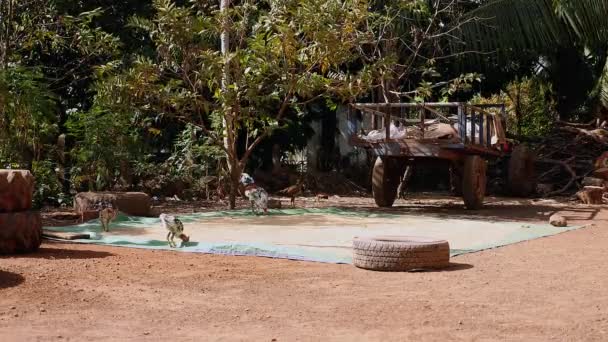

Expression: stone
xmin=549 ymin=214 xmax=568 ymax=227
xmin=74 ymin=192 xmax=152 ymax=217
xmin=0 ymin=211 xmax=42 ymax=254
xmin=0 ymin=170 xmax=35 ymax=212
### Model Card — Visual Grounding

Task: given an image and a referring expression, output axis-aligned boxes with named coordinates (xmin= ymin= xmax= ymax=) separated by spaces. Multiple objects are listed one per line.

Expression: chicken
xmin=240 ymin=173 xmax=269 ymax=215
xmin=278 ymin=179 xmax=305 ymax=208
xmin=159 ymin=213 xmax=190 ymax=248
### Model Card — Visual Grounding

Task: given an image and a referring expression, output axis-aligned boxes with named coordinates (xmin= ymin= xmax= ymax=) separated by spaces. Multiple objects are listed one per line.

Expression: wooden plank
xmin=42 ymin=230 xmax=91 ymax=240
xmin=471 ymin=109 xmax=476 ymax=144
xmin=479 ymin=112 xmax=484 ymax=146
xmin=486 ymin=114 xmax=492 ymax=147
xmin=458 ymin=105 xmax=465 ymax=142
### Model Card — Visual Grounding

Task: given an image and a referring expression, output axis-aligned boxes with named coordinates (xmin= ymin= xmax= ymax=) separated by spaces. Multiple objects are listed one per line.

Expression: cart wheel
xmin=449 ymin=164 xmax=463 ymax=196
xmin=508 ymin=145 xmax=536 ymax=197
xmin=462 ymin=155 xmax=487 ymax=210
xmin=372 ymin=157 xmax=404 ymax=207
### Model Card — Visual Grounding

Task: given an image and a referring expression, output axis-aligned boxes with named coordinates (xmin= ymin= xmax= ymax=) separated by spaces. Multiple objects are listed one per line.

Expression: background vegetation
xmin=0 ymin=0 xmax=606 ymax=206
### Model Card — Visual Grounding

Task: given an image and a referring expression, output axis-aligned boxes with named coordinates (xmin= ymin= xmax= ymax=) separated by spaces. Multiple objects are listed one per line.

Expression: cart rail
xmin=349 ymin=102 xmax=507 ymax=157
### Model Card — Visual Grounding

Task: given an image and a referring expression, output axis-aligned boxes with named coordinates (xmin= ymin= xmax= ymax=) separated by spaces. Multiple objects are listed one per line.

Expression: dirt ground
xmin=1 ymin=195 xmax=608 ymax=341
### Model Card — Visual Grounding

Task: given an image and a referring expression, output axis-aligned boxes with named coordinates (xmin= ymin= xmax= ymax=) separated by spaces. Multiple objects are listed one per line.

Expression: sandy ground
xmin=1 ymin=195 xmax=608 ymax=341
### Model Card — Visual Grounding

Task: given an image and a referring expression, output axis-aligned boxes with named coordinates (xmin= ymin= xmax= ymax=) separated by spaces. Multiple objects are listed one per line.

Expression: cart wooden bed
xmin=348 ymin=102 xmax=535 ymax=209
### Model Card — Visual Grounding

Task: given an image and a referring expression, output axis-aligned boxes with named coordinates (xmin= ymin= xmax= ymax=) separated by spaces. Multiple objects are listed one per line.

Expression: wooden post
xmin=458 ymin=104 xmax=465 ymax=142
xmin=385 ymin=111 xmax=390 ymax=141
xmin=471 ymin=108 xmax=476 ymax=145
xmin=420 ymin=106 xmax=425 ymax=138
xmin=479 ymin=112 xmax=484 ymax=146
xmin=373 ymin=104 xmax=379 ymax=130
xmin=486 ymin=114 xmax=492 ymax=147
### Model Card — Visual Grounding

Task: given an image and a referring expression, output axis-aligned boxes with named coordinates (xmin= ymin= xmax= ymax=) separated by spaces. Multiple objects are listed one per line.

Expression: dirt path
xmin=2 ymin=197 xmax=608 ymax=341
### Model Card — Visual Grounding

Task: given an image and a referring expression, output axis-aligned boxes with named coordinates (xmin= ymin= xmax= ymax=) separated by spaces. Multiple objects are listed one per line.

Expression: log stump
xmin=0 ymin=170 xmax=35 ymax=212
xmin=0 ymin=211 xmax=42 ymax=254
xmin=0 ymin=169 xmax=41 ymax=254
xmin=74 ymin=192 xmax=152 ymax=218
xmin=576 ymin=186 xmax=605 ymax=205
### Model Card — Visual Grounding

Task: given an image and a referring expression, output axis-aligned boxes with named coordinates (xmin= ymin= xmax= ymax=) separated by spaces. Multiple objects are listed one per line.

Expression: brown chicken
xmin=278 ymin=180 xmax=305 ymax=208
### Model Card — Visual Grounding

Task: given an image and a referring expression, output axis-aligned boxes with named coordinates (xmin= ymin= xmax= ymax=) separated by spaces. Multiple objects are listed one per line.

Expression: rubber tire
xmin=353 ymin=236 xmax=450 ymax=272
xmin=462 ymin=155 xmax=487 ymax=210
xmin=0 ymin=211 xmax=42 ymax=254
xmin=372 ymin=157 xmax=404 ymax=208
xmin=508 ymin=145 xmax=536 ymax=197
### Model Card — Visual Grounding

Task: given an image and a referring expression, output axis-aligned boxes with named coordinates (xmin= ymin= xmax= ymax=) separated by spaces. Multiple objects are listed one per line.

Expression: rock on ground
xmin=549 ymin=214 xmax=568 ymax=227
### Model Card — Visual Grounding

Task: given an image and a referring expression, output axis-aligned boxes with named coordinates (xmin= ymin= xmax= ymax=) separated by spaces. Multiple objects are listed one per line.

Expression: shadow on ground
xmin=0 ymin=245 xmax=114 ymax=260
xmin=338 ymin=200 xmax=603 ymax=224
xmin=0 ymin=270 xmax=25 ymax=289
xmin=409 ymin=262 xmax=474 ymax=273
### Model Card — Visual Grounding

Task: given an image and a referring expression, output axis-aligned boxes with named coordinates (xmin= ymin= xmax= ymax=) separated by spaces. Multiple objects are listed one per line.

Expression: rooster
xmin=278 ymin=178 xmax=305 ymax=208
xmin=240 ymin=173 xmax=269 ymax=215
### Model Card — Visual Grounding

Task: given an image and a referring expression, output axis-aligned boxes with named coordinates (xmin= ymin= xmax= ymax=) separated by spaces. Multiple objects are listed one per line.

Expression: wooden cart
xmin=348 ymin=102 xmax=535 ymax=209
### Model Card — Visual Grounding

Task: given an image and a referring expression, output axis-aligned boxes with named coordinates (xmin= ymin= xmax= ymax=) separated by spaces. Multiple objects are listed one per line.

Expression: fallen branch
xmin=538 ymin=158 xmax=578 ymax=197
xmin=558 ymin=126 xmax=608 ymax=146
xmin=557 ymin=119 xmax=597 ymax=129
xmin=538 ymin=156 xmax=575 ymax=181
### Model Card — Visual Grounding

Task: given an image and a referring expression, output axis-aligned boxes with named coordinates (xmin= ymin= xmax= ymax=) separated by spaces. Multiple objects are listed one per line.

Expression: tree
xmin=0 ymin=0 xmax=120 ymax=202
xmin=366 ymin=0 xmax=484 ymax=103
xmin=95 ymin=0 xmax=381 ymax=208
xmin=458 ymin=0 xmax=608 ymax=121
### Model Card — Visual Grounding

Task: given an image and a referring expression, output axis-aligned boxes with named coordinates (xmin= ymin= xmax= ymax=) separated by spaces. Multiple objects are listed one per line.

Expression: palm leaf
xmin=457 ymin=0 xmax=608 ymax=54
xmin=597 ymin=56 xmax=608 ymax=109
xmin=555 ymin=0 xmax=608 ymax=48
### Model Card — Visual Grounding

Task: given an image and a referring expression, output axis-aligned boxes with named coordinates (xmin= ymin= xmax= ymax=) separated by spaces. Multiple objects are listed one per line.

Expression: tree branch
xmin=239 ymin=78 xmax=296 ymax=166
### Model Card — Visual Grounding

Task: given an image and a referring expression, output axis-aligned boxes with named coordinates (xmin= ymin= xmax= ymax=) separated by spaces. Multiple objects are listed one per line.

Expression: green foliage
xmin=2 ymin=0 xmax=607 ymax=206
xmin=165 ymin=124 xmax=224 ymax=180
xmin=66 ymin=106 xmax=139 ymax=191
xmin=31 ymin=160 xmax=66 ymax=207
xmin=0 ymin=66 xmax=58 ymax=166
xmin=459 ymin=0 xmax=608 ymax=53
xmin=458 ymin=0 xmax=608 ymax=117
xmin=473 ymin=77 xmax=556 ymax=138
xmin=95 ymin=0 xmax=381 ymax=196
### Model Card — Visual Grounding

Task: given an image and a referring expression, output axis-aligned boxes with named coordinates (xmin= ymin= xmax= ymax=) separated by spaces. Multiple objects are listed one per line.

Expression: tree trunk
xmin=227 ymin=156 xmax=241 ymax=209
xmin=228 ymin=178 xmax=237 ymax=209
xmin=220 ymin=0 xmax=236 ymax=209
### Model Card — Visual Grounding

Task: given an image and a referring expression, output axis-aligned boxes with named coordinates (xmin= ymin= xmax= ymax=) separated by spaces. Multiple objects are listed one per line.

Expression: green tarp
xmin=44 ymin=208 xmax=585 ymax=264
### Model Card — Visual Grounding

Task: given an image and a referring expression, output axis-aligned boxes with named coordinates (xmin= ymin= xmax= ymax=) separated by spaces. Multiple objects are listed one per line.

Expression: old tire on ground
xmin=0 ymin=211 xmax=42 ymax=254
xmin=0 ymin=169 xmax=35 ymax=212
xmin=372 ymin=157 xmax=405 ymax=208
xmin=462 ymin=155 xmax=487 ymax=210
xmin=508 ymin=145 xmax=536 ymax=197
xmin=74 ymin=192 xmax=152 ymax=217
xmin=353 ymin=236 xmax=450 ymax=271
